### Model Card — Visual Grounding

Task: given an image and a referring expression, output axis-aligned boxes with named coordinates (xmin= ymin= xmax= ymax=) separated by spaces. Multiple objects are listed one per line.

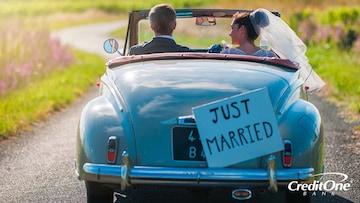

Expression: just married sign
xmin=192 ymin=88 xmax=284 ymax=167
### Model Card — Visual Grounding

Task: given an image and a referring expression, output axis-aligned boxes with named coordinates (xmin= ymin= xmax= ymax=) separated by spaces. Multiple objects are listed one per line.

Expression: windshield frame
xmin=123 ymin=9 xmax=280 ymax=55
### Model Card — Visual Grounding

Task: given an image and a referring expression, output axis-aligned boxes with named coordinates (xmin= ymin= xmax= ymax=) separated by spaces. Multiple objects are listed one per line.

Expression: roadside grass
xmin=0 ymin=0 xmax=216 ymax=17
xmin=0 ymin=50 xmax=105 ymax=140
xmin=1 ymin=0 xmax=359 ymax=140
xmin=307 ymin=45 xmax=360 ymax=118
xmin=35 ymin=10 xmax=127 ymax=30
xmin=0 ymin=20 xmax=75 ymax=96
xmin=0 ymin=0 xmax=215 ymax=140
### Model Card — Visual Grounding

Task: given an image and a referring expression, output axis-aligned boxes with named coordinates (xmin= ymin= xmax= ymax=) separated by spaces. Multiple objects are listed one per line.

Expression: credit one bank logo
xmin=288 ymin=172 xmax=351 ymax=195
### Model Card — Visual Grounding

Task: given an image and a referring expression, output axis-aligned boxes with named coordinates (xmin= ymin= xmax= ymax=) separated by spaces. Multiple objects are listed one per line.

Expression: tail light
xmin=107 ymin=136 xmax=118 ymax=164
xmin=282 ymin=140 xmax=292 ymax=167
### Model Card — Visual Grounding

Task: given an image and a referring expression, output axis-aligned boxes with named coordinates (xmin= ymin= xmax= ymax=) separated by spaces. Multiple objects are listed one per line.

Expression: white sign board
xmin=192 ymin=88 xmax=284 ymax=168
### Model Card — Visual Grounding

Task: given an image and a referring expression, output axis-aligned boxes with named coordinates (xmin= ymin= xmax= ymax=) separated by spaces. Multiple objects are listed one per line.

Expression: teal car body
xmin=76 ymin=9 xmax=324 ymax=203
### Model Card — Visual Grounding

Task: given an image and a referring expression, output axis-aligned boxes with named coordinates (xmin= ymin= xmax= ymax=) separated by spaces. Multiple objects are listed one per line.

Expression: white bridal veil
xmin=250 ymin=8 xmax=325 ymax=92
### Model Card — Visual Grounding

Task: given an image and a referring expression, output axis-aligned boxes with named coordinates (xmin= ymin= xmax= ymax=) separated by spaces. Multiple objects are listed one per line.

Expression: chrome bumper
xmin=80 ymin=151 xmax=314 ymax=191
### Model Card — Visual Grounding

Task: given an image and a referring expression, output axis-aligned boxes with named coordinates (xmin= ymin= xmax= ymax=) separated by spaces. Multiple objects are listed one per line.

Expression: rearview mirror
xmin=195 ymin=17 xmax=216 ymax=26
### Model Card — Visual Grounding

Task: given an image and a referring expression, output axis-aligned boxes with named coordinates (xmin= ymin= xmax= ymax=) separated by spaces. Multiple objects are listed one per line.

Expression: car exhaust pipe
xmin=232 ymin=188 xmax=252 ymax=200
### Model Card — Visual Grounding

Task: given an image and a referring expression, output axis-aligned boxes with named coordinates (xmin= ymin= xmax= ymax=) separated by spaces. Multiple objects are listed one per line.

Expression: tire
xmin=285 ymin=190 xmax=310 ymax=203
xmin=85 ymin=181 xmax=114 ymax=203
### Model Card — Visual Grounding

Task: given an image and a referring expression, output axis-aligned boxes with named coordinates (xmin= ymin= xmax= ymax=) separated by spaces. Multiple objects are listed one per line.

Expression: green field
xmin=0 ymin=0 xmax=359 ymax=139
xmin=0 ymin=50 xmax=105 ymax=138
xmin=0 ymin=0 xmax=216 ymax=16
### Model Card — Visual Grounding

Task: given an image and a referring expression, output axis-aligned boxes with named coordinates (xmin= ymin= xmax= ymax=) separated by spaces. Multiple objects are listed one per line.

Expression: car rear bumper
xmin=79 ymin=151 xmax=314 ymax=191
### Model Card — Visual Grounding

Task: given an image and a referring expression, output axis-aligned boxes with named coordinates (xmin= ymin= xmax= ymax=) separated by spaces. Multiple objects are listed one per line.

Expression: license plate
xmin=172 ymin=127 xmax=206 ymax=161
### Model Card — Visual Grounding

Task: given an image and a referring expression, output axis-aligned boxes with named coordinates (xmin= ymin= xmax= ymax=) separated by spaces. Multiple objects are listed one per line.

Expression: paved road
xmin=0 ymin=21 xmax=359 ymax=203
xmin=51 ymin=21 xmax=127 ymax=60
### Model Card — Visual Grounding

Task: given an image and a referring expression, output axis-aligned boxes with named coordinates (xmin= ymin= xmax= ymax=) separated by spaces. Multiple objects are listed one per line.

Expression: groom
xmin=128 ymin=4 xmax=193 ymax=55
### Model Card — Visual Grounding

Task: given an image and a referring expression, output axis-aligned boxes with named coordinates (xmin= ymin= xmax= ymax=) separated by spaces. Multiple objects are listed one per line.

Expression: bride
xmin=250 ymin=8 xmax=325 ymax=92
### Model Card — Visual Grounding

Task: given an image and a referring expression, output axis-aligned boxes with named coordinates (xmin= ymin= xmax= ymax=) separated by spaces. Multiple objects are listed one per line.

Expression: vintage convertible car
xmin=76 ymin=8 xmax=324 ymax=203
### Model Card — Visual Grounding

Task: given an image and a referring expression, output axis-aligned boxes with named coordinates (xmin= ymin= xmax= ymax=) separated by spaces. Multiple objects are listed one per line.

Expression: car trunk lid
xmin=113 ymin=59 xmax=297 ymax=168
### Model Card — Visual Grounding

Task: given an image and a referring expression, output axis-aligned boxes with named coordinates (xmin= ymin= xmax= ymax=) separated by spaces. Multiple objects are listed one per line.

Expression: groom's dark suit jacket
xmin=129 ymin=37 xmax=193 ymax=55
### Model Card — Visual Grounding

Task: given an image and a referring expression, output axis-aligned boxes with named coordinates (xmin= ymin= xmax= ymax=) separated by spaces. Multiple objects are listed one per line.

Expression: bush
xmin=0 ymin=49 xmax=105 ymax=140
xmin=290 ymin=7 xmax=360 ymax=52
xmin=0 ymin=19 xmax=74 ymax=96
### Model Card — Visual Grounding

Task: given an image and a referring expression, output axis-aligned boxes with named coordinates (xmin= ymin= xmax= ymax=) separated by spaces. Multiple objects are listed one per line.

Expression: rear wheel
xmin=285 ymin=190 xmax=310 ymax=203
xmin=85 ymin=181 xmax=114 ymax=203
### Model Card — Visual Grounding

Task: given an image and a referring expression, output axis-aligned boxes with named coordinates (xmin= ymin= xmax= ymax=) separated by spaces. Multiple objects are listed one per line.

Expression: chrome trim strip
xmin=82 ymin=164 xmax=314 ymax=190
xmin=177 ymin=115 xmax=196 ymax=125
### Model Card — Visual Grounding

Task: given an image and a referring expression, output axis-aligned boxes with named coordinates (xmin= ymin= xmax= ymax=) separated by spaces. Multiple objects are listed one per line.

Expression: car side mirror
xmin=195 ymin=17 xmax=216 ymax=26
